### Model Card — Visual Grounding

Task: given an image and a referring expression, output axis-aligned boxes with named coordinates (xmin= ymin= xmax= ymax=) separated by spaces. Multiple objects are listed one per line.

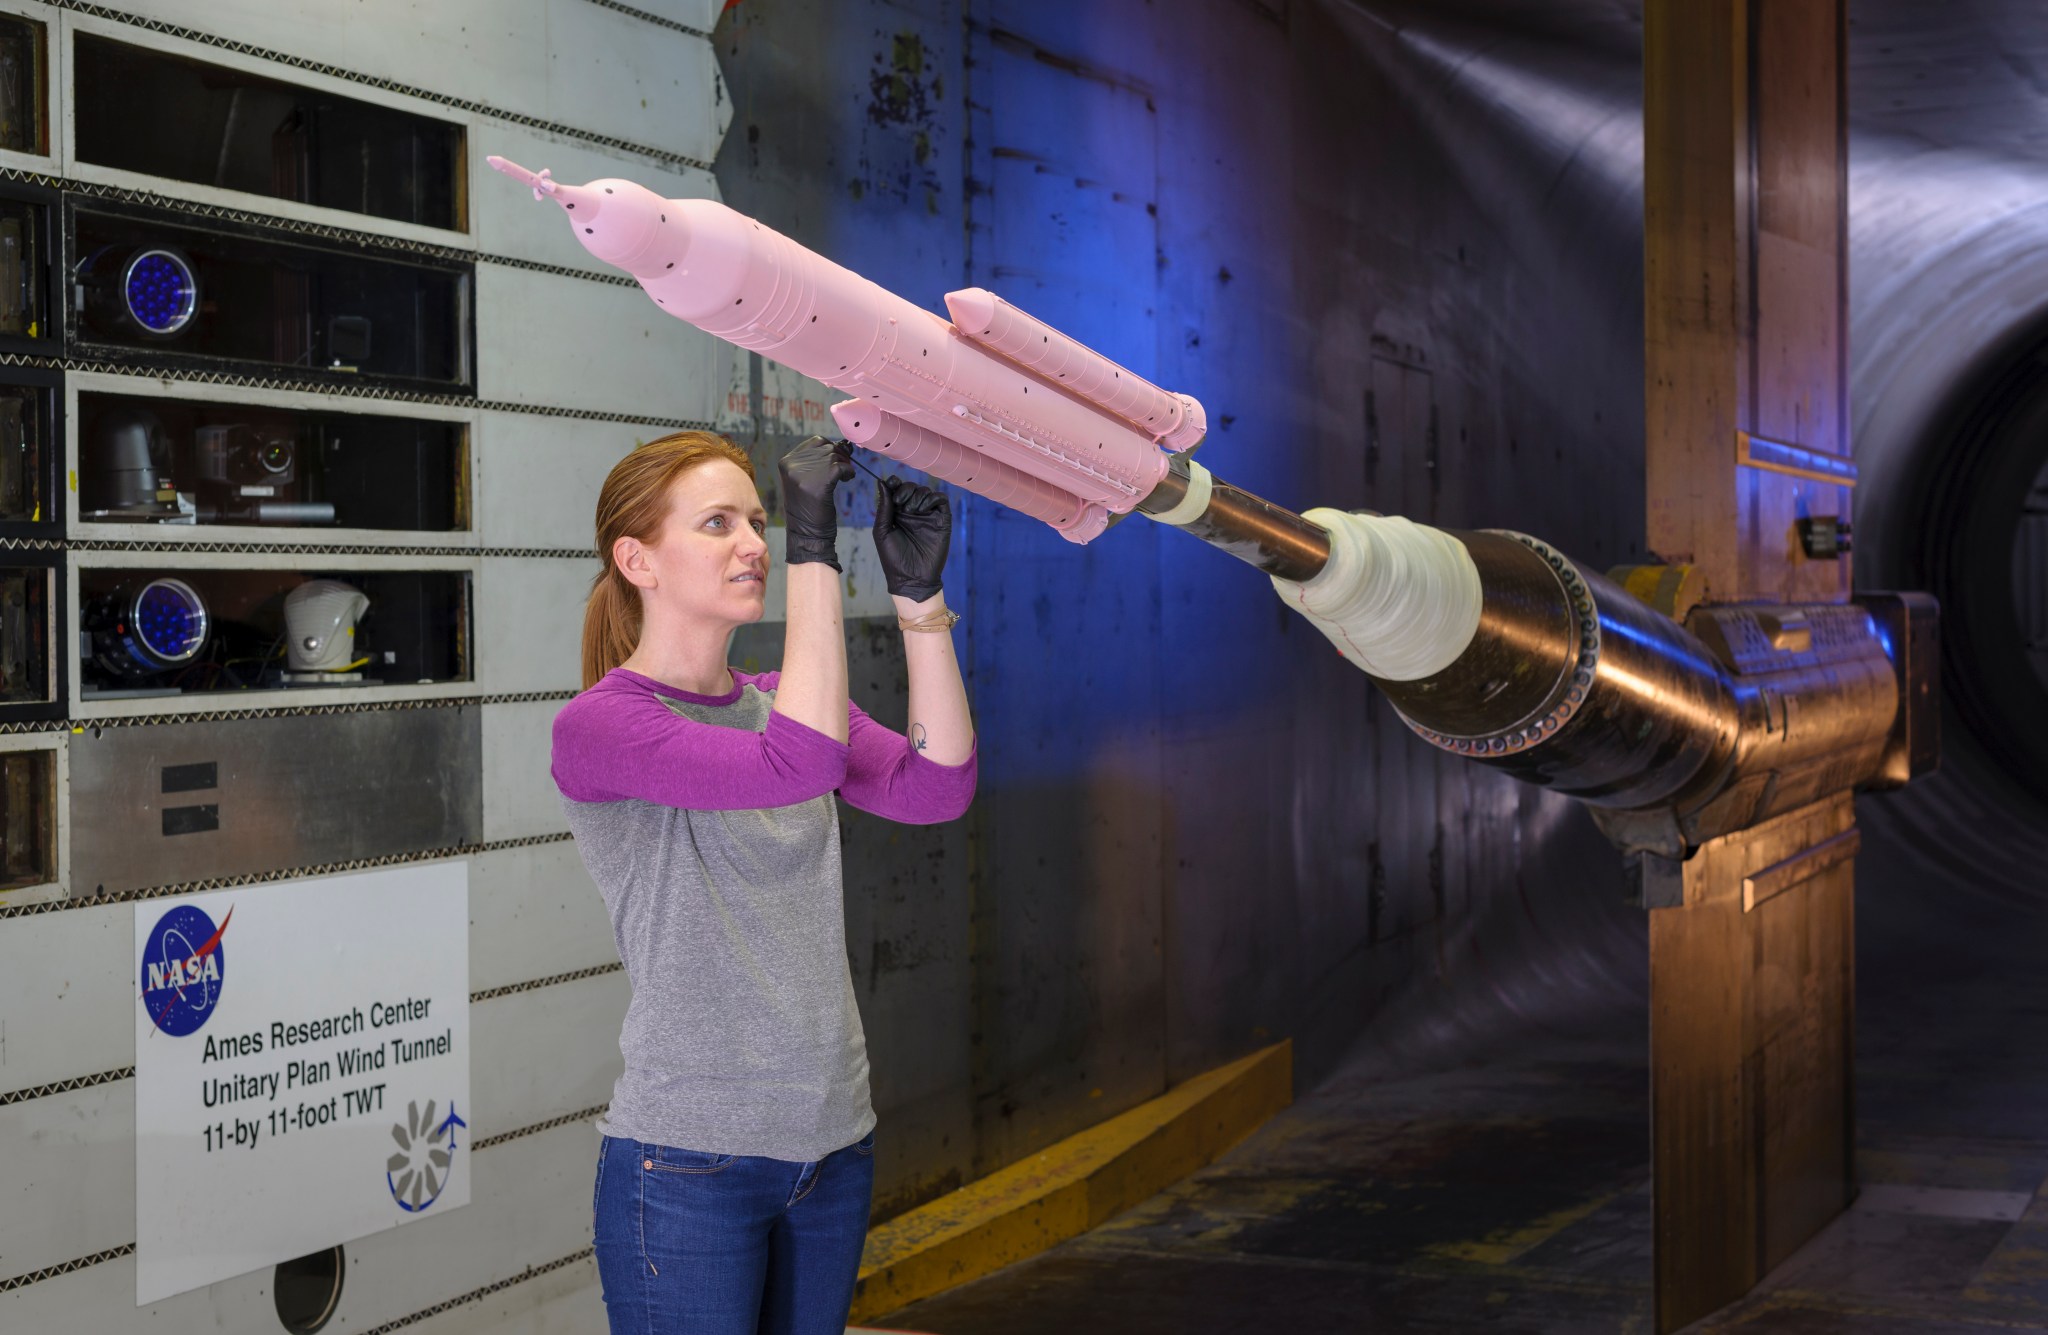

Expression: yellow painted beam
xmin=848 ymin=1040 xmax=1294 ymax=1323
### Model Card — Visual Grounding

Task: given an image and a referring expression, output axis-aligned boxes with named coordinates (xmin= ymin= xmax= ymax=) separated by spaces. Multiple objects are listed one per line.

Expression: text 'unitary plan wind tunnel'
xmin=488 ymin=155 xmax=1939 ymax=866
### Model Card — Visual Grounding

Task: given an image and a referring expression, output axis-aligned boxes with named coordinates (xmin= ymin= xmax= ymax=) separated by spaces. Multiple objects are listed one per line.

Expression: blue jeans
xmin=593 ymin=1130 xmax=876 ymax=1335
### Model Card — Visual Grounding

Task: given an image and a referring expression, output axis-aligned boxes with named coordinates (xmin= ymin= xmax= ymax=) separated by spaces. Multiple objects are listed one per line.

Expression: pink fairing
xmin=943 ymin=289 xmax=1207 ymax=451
xmin=486 ymin=155 xmax=1202 ymax=544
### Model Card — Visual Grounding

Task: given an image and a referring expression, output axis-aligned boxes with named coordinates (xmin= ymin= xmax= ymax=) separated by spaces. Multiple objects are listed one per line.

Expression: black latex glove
xmin=777 ymin=436 xmax=854 ymax=570
xmin=874 ymin=475 xmax=951 ymax=602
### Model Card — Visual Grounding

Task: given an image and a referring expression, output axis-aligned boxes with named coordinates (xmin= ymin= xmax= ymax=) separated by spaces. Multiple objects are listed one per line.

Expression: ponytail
xmin=581 ymin=430 xmax=756 ymax=689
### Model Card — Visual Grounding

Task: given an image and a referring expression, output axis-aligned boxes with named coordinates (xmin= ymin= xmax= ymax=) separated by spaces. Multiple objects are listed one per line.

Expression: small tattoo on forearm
xmin=912 ymin=724 xmax=928 ymax=752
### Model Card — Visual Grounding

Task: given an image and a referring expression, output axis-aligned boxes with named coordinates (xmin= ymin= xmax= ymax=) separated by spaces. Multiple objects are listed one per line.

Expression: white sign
xmin=134 ymin=862 xmax=471 ymax=1305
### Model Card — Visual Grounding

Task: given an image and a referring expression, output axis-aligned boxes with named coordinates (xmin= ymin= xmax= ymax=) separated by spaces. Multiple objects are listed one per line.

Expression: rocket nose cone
xmin=944 ymin=288 xmax=1000 ymax=336
xmin=555 ymin=177 xmax=669 ymax=274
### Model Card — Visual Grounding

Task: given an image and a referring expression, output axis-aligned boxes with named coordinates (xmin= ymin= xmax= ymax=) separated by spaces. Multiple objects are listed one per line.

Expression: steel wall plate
xmin=68 ymin=702 xmax=481 ymax=895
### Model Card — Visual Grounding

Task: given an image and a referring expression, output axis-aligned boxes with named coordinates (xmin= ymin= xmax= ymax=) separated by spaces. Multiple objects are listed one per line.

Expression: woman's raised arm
xmin=772 ymin=437 xmax=855 ymax=743
xmin=876 ymin=476 xmax=974 ymax=764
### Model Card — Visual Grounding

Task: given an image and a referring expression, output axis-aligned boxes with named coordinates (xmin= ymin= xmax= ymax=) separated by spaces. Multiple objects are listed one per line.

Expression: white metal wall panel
xmin=482 ymin=700 xmax=570 ymax=842
xmin=478 ymin=978 xmax=623 ymax=1136
xmin=476 ymin=558 xmax=591 ymax=694
xmin=471 ymin=972 xmax=626 ymax=1138
xmin=473 ymin=407 xmax=639 ymax=551
xmin=0 ymin=1251 xmax=278 ymax=1335
xmin=535 ymin=0 xmax=728 ymax=161
xmin=471 ymin=123 xmax=716 ymax=273
xmin=404 ymin=1256 xmax=605 ymax=1335
xmin=476 ymin=262 xmax=723 ymax=423
xmin=0 ymin=1117 xmax=603 ymax=1333
xmin=89 ymin=0 xmax=726 ymax=167
xmin=0 ymin=1080 xmax=132 ymax=1286
xmin=467 ymin=842 xmax=616 ymax=994
xmin=0 ymin=904 xmax=131 ymax=1092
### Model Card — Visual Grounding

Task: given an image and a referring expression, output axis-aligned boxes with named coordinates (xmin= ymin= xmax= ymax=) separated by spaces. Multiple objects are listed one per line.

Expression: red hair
xmin=582 ymin=431 xmax=756 ymax=689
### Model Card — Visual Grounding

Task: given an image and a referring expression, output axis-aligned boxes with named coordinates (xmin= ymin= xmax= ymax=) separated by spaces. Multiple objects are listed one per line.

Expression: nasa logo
xmin=139 ymin=904 xmax=233 ymax=1037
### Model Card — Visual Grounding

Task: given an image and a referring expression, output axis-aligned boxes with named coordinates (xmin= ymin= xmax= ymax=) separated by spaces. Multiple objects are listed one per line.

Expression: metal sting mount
xmin=1132 ymin=451 xmax=1939 ymax=864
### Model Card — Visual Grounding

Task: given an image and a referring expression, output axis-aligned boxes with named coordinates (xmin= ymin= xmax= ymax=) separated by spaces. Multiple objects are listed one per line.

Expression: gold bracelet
xmin=898 ymin=607 xmax=960 ymax=632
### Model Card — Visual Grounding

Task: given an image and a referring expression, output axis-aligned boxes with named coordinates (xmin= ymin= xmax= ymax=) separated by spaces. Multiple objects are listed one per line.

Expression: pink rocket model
xmin=487 ymin=156 xmax=1205 ymax=542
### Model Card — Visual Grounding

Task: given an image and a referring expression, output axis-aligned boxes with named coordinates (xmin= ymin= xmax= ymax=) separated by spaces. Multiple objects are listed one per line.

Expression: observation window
xmin=74 ymin=34 xmax=463 ymax=230
xmin=0 ymin=14 xmax=46 ymax=156
xmin=0 ymin=560 xmax=53 ymax=709
xmin=77 ymin=566 xmax=470 ymax=699
xmin=0 ymin=369 xmax=57 ymax=533
xmin=69 ymin=200 xmax=473 ymax=391
xmin=0 ymin=185 xmax=53 ymax=349
xmin=0 ymin=748 xmax=55 ymax=892
xmin=77 ymin=392 xmax=468 ymax=532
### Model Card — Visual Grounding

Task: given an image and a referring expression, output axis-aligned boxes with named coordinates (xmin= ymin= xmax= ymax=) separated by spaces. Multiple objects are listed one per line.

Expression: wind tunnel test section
xmin=488 ymin=155 xmax=1940 ymax=868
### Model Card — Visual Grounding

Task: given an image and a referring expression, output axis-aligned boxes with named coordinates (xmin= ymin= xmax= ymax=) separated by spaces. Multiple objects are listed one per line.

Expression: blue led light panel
xmin=133 ymin=580 xmax=204 ymax=661
xmin=123 ymin=251 xmax=196 ymax=334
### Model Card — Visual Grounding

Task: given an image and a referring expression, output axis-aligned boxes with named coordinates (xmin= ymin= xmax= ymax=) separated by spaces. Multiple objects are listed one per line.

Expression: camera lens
xmin=257 ymin=440 xmax=293 ymax=475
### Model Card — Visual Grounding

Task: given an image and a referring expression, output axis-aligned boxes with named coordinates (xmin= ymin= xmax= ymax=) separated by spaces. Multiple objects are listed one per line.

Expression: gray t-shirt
xmin=553 ymin=667 xmax=974 ymax=1162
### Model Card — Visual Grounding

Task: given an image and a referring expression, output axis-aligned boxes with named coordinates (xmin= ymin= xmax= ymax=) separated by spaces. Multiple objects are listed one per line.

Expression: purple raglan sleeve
xmin=551 ymin=680 xmax=850 ymax=810
xmin=838 ymin=700 xmax=978 ymax=824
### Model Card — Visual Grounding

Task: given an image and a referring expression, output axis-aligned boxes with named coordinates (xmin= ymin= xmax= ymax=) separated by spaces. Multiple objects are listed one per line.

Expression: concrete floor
xmin=874 ymin=811 xmax=2048 ymax=1334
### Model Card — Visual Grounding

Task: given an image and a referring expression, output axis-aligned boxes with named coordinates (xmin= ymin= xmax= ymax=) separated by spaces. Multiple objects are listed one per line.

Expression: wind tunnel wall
xmin=713 ymin=0 xmax=1655 ymax=1222
xmin=1835 ymin=0 xmax=2048 ymax=1118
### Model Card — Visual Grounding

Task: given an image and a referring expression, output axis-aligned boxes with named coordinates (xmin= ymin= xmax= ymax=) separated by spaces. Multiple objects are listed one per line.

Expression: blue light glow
xmin=132 ymin=580 xmax=205 ymax=662
xmin=123 ymin=251 xmax=196 ymax=334
xmin=1596 ymin=608 xmax=1726 ymax=679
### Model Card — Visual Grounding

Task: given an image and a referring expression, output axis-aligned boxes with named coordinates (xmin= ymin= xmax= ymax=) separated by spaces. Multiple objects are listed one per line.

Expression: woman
xmin=551 ymin=431 xmax=976 ymax=1334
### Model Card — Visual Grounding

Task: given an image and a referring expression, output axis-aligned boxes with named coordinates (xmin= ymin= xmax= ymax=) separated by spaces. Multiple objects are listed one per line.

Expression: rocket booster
xmin=487 ymin=156 xmax=1205 ymax=543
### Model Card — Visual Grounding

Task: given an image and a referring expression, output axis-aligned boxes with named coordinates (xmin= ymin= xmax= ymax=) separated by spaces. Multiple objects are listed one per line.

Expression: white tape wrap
xmin=1272 ymin=508 xmax=1484 ymax=681
xmin=1141 ymin=459 xmax=1214 ymax=526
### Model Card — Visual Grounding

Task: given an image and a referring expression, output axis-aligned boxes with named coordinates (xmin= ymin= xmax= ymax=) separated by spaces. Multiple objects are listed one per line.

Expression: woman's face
xmin=618 ymin=459 xmax=771 ymax=626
